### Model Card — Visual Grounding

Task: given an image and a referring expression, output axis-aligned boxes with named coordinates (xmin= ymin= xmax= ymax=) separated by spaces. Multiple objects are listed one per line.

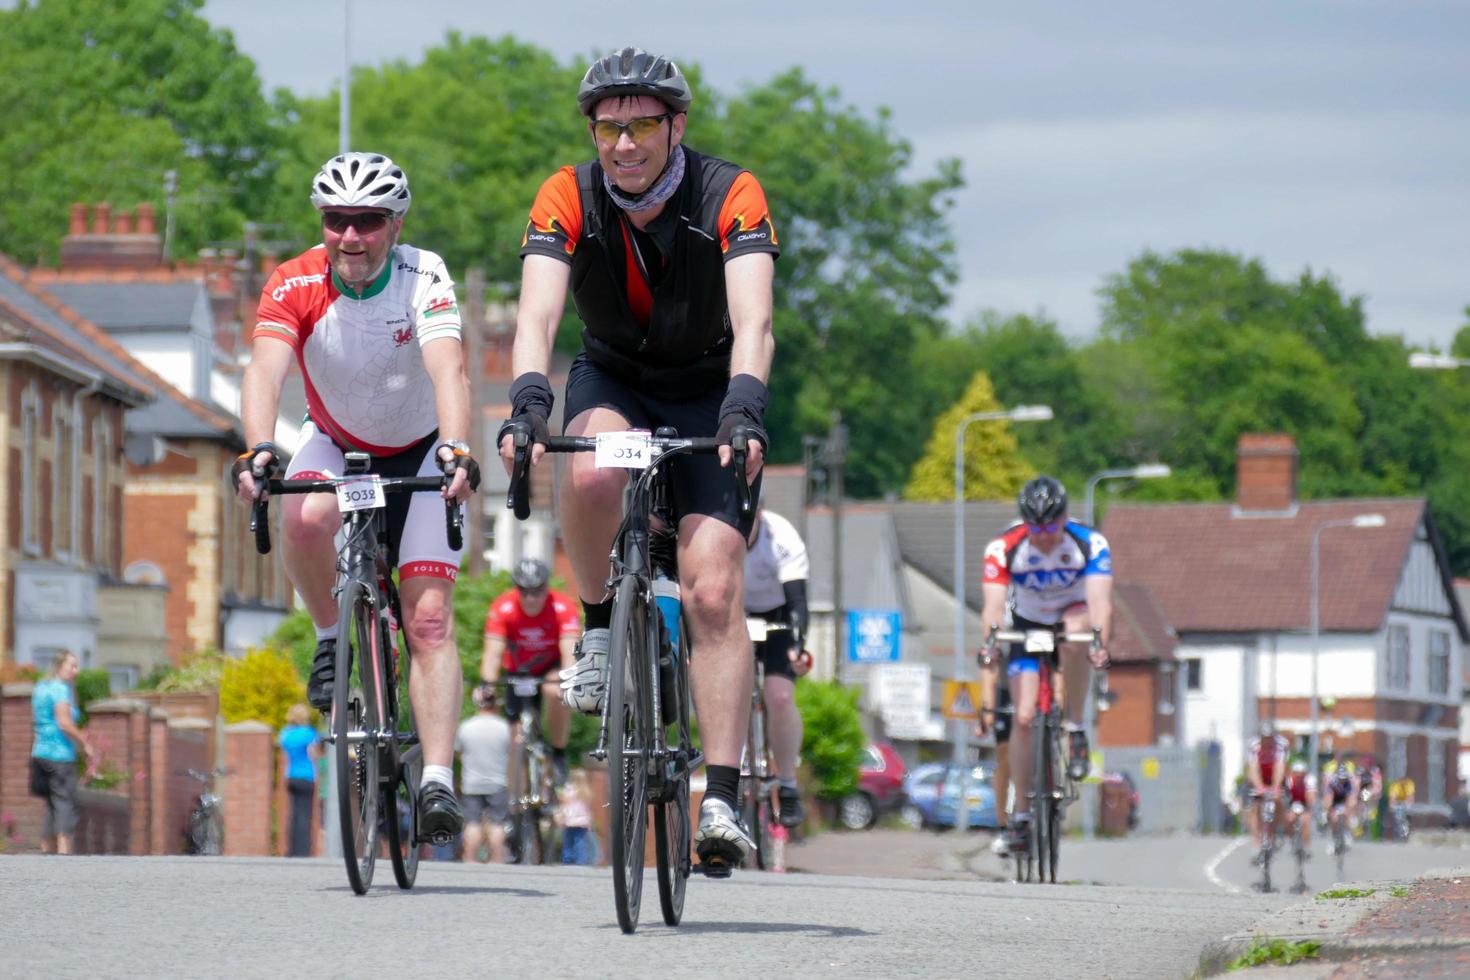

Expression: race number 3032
xmin=336 ymin=476 xmax=386 ymax=513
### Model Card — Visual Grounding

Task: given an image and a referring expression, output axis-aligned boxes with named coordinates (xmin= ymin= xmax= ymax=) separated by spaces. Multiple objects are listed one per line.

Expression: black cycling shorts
xmin=503 ymin=683 xmax=544 ymax=723
xmin=562 ymin=353 xmax=761 ymax=538
xmin=749 ymin=611 xmax=798 ymax=681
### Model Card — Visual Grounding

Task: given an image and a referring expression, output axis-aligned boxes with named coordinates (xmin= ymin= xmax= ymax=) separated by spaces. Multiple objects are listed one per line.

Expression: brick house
xmin=0 ymin=254 xmax=151 ymax=677
xmin=22 ymin=205 xmax=296 ymax=665
xmin=1102 ymin=434 xmax=1465 ymax=821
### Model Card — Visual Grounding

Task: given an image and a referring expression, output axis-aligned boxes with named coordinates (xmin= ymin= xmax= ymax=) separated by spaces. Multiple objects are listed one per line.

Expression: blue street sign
xmin=847 ymin=609 xmax=902 ymax=663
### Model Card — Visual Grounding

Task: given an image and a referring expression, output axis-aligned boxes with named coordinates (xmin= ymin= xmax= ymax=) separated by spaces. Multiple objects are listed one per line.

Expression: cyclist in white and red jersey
xmin=232 ymin=152 xmax=478 ymax=841
xmin=480 ymin=558 xmax=580 ymax=785
xmin=978 ymin=476 xmax=1112 ymax=854
xmin=1283 ymin=759 xmax=1315 ymax=854
xmin=1246 ymin=723 xmax=1290 ymax=859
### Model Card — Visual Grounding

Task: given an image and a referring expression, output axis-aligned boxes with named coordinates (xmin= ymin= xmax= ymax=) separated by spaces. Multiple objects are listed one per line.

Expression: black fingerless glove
xmin=230 ymin=442 xmax=282 ymax=491
xmin=716 ymin=373 xmax=769 ymax=451
xmin=497 ymin=371 xmax=554 ymax=450
xmin=438 ymin=445 xmax=482 ymax=491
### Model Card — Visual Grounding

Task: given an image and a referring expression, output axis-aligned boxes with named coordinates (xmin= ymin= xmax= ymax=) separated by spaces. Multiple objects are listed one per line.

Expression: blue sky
xmin=203 ymin=0 xmax=1470 ymax=347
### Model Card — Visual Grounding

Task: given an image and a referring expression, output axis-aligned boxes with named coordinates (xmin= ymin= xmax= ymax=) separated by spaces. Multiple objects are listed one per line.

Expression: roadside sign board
xmin=871 ymin=663 xmax=930 ymax=730
xmin=847 ymin=609 xmax=902 ymax=663
xmin=941 ymin=680 xmax=984 ymax=721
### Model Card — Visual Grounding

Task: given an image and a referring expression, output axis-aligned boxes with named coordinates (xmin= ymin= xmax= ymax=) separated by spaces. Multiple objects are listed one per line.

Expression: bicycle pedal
xmin=695 ymin=859 xmax=734 ymax=880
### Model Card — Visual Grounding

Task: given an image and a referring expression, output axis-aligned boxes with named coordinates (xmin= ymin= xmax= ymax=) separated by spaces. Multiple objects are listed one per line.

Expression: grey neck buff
xmin=603 ymin=146 xmax=686 ymax=213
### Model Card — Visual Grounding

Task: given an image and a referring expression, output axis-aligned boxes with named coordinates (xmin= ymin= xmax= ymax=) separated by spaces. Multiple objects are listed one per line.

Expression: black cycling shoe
xmin=1067 ymin=728 xmax=1090 ymax=782
xmin=777 ymin=785 xmax=806 ymax=828
xmin=417 ymin=782 xmax=464 ymax=843
xmin=306 ymin=639 xmax=337 ymax=712
xmin=1007 ymin=817 xmax=1032 ymax=854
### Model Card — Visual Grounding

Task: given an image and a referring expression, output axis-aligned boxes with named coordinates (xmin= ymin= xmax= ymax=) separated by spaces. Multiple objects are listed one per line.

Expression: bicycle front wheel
xmin=655 ymin=625 xmax=693 ymax=925
xmin=608 ymin=575 xmax=651 ymax=934
xmin=1031 ymin=724 xmax=1051 ymax=885
xmin=335 ymin=580 xmax=381 ymax=895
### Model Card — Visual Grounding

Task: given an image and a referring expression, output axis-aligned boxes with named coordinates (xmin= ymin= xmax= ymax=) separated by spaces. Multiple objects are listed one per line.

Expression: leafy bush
xmin=74 ymin=668 xmax=111 ymax=723
xmin=220 ymin=647 xmax=306 ymax=730
xmin=794 ymin=680 xmax=866 ymax=799
xmin=84 ymin=760 xmax=129 ymax=792
xmin=152 ymin=648 xmax=229 ymax=693
xmin=0 ymin=662 xmax=41 ymax=685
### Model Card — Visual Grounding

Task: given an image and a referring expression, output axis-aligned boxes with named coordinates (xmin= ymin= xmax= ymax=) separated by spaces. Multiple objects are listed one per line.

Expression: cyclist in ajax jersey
xmin=978 ymin=476 xmax=1113 ymax=854
xmin=232 ymin=152 xmax=479 ymax=842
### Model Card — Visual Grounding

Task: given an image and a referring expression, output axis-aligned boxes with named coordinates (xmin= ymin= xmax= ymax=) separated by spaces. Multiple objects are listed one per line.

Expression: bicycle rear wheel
xmin=335 ymin=581 xmax=381 ymax=895
xmin=608 ymin=575 xmax=651 ymax=934
xmin=1032 ymin=723 xmax=1051 ymax=885
xmin=386 ymin=749 xmax=421 ymax=889
xmin=1047 ymin=723 xmax=1065 ymax=883
xmin=656 ymin=626 xmax=693 ymax=926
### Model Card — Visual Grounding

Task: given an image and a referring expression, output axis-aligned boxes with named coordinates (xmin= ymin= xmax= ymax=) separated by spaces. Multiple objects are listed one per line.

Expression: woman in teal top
xmin=278 ymin=703 xmax=321 ymax=857
xmin=31 ymin=651 xmax=91 ymax=854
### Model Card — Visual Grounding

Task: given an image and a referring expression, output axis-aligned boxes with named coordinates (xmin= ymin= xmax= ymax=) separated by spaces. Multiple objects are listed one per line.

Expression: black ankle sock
xmin=705 ymin=765 xmax=740 ymax=808
xmin=582 ymin=599 xmax=613 ymax=631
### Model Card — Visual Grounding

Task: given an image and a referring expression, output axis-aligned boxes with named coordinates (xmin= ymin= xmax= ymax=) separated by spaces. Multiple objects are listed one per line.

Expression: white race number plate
xmin=1024 ymin=632 xmax=1056 ymax=654
xmin=746 ymin=617 xmax=769 ymax=642
xmin=512 ymin=679 xmax=540 ymax=698
xmin=595 ymin=430 xmax=653 ymax=469
xmin=336 ymin=476 xmax=386 ymax=513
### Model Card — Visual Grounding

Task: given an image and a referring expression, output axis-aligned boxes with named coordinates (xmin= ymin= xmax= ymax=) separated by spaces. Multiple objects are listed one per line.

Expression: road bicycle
xmin=983 ymin=624 xmax=1103 ymax=885
xmin=1286 ymin=802 xmax=1310 ymax=894
xmin=502 ymin=672 xmax=558 ymax=866
xmin=1328 ymin=801 xmax=1351 ymax=879
xmin=252 ymin=451 xmax=466 ymax=894
xmin=1251 ymin=791 xmax=1282 ymax=893
xmin=739 ymin=617 xmax=781 ymax=870
xmin=182 ymin=767 xmax=226 ymax=855
xmin=508 ymin=425 xmax=749 ymax=933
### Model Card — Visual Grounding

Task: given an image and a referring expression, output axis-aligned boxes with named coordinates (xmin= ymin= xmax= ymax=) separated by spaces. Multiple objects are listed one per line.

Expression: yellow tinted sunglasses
xmin=591 ymin=114 xmax=670 ymax=144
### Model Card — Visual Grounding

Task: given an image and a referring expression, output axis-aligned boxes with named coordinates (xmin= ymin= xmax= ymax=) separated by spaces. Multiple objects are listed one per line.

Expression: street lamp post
xmin=1084 ymin=464 xmax=1172 ymax=527
xmin=1078 ymin=463 xmax=1169 ymax=838
xmin=950 ymin=405 xmax=1053 ymax=762
xmin=1309 ymin=513 xmax=1385 ymax=817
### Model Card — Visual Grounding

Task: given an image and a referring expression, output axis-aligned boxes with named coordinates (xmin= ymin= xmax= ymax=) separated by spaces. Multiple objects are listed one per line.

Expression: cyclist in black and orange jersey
xmin=498 ymin=47 xmax=777 ymax=873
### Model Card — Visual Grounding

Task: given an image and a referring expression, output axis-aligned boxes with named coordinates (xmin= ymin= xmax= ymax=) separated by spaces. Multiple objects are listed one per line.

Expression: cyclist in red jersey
xmin=1246 ymin=723 xmax=1290 ymax=860
xmin=480 ymin=559 xmax=580 ymax=785
xmin=1282 ymin=759 xmax=1315 ymax=854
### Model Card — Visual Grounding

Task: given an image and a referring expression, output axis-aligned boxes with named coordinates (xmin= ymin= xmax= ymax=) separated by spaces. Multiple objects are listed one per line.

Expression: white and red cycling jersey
xmin=484 ymin=589 xmax=581 ymax=677
xmin=982 ymin=521 xmax=1111 ymax=623
xmin=1285 ymin=771 xmax=1313 ymax=806
xmin=1249 ymin=734 xmax=1290 ymax=787
xmin=254 ymin=244 xmax=462 ymax=455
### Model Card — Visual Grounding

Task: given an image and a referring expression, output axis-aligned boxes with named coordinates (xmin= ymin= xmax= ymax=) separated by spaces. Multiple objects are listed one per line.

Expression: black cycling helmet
xmin=511 ymin=557 xmax=550 ymax=591
xmin=577 ymin=46 xmax=692 ymax=116
xmin=1018 ymin=476 xmax=1068 ymax=525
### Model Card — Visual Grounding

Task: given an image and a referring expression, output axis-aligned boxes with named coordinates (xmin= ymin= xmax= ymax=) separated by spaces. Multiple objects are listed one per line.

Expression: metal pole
xmin=1310 ymin=523 xmax=1322 ymax=820
xmin=339 ymin=0 xmax=352 ymax=154
xmin=829 ymin=415 xmax=847 ymax=682
xmin=952 ymin=419 xmax=967 ymax=764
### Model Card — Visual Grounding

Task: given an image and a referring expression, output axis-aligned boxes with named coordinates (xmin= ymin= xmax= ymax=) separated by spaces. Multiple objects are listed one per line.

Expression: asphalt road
xmin=2 ymin=853 xmax=1280 ymax=980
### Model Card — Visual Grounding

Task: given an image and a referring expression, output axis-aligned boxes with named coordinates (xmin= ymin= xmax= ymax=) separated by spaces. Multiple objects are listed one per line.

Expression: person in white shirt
xmin=455 ymin=684 xmax=512 ymax=863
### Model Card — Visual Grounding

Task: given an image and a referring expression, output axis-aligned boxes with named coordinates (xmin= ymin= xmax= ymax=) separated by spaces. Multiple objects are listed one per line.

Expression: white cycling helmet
xmin=310 ymin=152 xmax=411 ymax=215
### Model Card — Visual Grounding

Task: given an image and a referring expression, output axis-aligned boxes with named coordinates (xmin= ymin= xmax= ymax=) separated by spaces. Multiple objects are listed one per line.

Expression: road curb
xmin=1197 ymin=870 xmax=1470 ymax=976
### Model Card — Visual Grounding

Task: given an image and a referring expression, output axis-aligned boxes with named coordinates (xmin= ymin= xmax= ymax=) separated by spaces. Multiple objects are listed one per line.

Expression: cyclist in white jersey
xmin=232 ymin=152 xmax=479 ymax=841
xmin=743 ymin=502 xmax=812 ymax=827
xmin=978 ymin=476 xmax=1112 ymax=853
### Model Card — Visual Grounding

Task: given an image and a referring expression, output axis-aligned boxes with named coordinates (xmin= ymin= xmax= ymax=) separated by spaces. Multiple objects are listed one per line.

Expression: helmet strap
xmin=602 ymin=145 xmax=686 ymax=213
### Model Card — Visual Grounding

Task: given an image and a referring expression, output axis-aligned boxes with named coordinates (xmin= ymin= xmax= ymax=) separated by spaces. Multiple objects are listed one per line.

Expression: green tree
xmin=0 ymin=0 xmax=280 ymax=263
xmin=903 ymin=372 xmax=1035 ymax=501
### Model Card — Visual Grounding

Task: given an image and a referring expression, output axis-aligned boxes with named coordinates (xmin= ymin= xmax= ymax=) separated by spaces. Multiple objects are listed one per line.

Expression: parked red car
xmin=839 ymin=742 xmax=908 ymax=830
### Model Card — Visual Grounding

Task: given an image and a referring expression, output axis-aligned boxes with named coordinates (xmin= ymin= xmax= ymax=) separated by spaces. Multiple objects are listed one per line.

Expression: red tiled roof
xmin=1101 ymin=498 xmax=1427 ymax=634
xmin=1108 ymin=581 xmax=1176 ymax=663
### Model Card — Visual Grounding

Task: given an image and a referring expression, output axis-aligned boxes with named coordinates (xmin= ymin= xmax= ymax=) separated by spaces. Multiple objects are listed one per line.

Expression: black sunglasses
xmin=591 ymin=114 xmax=671 ymax=144
xmin=322 ymin=211 xmax=392 ymax=234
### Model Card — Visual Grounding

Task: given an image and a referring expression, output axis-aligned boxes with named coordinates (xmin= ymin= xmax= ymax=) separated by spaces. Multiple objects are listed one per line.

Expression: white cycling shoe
xmin=694 ymin=798 xmax=754 ymax=876
xmin=559 ymin=628 xmax=609 ymax=715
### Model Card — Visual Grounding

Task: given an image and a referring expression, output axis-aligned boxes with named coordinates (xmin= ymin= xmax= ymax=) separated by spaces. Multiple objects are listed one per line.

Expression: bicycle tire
xmin=1032 ymin=717 xmax=1050 ymax=885
xmin=386 ymin=751 xmax=421 ymax=889
xmin=655 ymin=624 xmax=693 ymax=925
xmin=335 ymin=580 xmax=380 ymax=895
xmin=607 ymin=574 xmax=651 ymax=934
xmin=1047 ymin=723 xmax=1064 ymax=883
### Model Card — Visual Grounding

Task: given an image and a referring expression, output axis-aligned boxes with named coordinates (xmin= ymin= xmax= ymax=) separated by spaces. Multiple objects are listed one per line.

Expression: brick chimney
xmin=1236 ymin=434 xmax=1298 ymax=512
xmin=60 ymin=202 xmax=164 ymax=270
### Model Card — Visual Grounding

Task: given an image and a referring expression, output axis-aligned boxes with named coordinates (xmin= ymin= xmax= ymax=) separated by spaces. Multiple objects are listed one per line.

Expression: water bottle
xmin=653 ymin=573 xmax=681 ymax=652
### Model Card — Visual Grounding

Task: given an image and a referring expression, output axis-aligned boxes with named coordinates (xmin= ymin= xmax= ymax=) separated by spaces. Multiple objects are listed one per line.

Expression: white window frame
xmin=1184 ymin=657 xmax=1203 ymax=693
xmin=1388 ymin=734 xmax=1408 ymax=783
xmin=1428 ymin=738 xmax=1446 ymax=805
xmin=21 ymin=383 xmax=43 ymax=554
xmin=1428 ymin=629 xmax=1451 ymax=696
xmin=92 ymin=415 xmax=109 ymax=567
xmin=52 ymin=395 xmax=80 ymax=562
xmin=1386 ymin=624 xmax=1410 ymax=691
